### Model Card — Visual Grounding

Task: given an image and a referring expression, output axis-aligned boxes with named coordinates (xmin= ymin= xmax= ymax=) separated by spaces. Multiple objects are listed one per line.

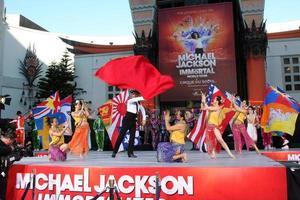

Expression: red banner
xmin=158 ymin=2 xmax=237 ymax=101
xmin=262 ymin=151 xmax=300 ymax=161
xmin=7 ymin=164 xmax=287 ymax=200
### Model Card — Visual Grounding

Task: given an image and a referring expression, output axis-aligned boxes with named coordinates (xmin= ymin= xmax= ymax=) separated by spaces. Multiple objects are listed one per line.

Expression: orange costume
xmin=68 ymin=114 xmax=89 ymax=156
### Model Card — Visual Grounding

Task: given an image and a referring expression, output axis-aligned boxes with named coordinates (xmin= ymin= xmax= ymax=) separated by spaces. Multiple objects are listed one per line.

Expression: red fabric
xmin=95 ymin=55 xmax=175 ymax=99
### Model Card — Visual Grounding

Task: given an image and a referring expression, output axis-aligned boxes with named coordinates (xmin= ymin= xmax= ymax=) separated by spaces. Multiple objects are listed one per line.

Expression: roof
xmin=268 ymin=29 xmax=300 ymax=40
xmin=60 ymin=37 xmax=133 ymax=55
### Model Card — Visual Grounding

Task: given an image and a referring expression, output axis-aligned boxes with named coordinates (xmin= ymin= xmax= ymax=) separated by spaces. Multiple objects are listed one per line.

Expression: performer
xmin=247 ymin=106 xmax=258 ymax=143
xmin=185 ymin=109 xmax=198 ymax=150
xmin=231 ymin=99 xmax=260 ymax=154
xmin=10 ymin=111 xmax=25 ymax=146
xmin=48 ymin=117 xmax=68 ymax=161
xmin=157 ymin=110 xmax=187 ymax=162
xmin=201 ymin=93 xmax=235 ymax=159
xmin=93 ymin=113 xmax=106 ymax=151
xmin=159 ymin=113 xmax=168 ymax=142
xmin=112 ymin=90 xmax=146 ymax=158
xmin=26 ymin=114 xmax=39 ymax=150
xmin=62 ymin=100 xmax=90 ymax=158
xmin=149 ymin=110 xmax=160 ymax=150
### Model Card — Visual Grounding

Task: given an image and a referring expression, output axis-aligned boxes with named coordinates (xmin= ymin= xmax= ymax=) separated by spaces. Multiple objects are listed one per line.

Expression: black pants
xmin=113 ymin=112 xmax=137 ymax=155
xmin=0 ymin=174 xmax=7 ymax=200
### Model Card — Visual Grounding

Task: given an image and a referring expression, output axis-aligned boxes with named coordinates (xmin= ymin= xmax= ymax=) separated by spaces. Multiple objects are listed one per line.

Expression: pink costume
xmin=232 ymin=112 xmax=255 ymax=152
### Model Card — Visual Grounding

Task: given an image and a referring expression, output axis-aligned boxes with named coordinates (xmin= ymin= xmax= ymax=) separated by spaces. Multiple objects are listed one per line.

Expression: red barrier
xmin=7 ymin=164 xmax=287 ymax=200
xmin=262 ymin=151 xmax=300 ymax=161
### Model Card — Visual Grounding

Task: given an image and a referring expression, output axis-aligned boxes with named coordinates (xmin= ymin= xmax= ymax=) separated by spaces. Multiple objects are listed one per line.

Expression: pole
xmin=109 ymin=179 xmax=114 ymax=200
xmin=155 ymin=172 xmax=161 ymax=200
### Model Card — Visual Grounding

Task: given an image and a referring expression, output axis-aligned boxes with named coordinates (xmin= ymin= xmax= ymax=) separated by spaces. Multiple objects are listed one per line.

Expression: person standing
xmin=231 ymin=100 xmax=260 ymax=154
xmin=10 ymin=111 xmax=25 ymax=146
xmin=150 ymin=110 xmax=160 ymax=150
xmin=201 ymin=93 xmax=235 ymax=159
xmin=93 ymin=113 xmax=106 ymax=151
xmin=112 ymin=90 xmax=146 ymax=158
xmin=247 ymin=106 xmax=259 ymax=143
xmin=62 ymin=100 xmax=90 ymax=158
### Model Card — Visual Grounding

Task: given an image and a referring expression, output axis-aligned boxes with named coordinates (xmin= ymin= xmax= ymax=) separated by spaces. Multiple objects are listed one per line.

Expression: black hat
xmin=130 ymin=90 xmax=140 ymax=95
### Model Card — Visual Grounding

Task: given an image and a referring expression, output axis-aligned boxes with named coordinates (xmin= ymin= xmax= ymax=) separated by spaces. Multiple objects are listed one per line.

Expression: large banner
xmin=159 ymin=3 xmax=237 ymax=101
xmin=7 ymin=164 xmax=287 ymax=200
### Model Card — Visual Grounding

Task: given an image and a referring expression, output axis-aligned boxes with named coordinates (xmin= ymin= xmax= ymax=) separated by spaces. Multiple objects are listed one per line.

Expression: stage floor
xmin=16 ymin=150 xmax=285 ymax=167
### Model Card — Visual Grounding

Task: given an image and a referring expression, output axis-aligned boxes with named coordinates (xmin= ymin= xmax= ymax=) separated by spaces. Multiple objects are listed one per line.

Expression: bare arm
xmin=49 ymin=127 xmax=66 ymax=137
xmin=164 ymin=110 xmax=186 ymax=132
xmin=233 ymin=104 xmax=247 ymax=114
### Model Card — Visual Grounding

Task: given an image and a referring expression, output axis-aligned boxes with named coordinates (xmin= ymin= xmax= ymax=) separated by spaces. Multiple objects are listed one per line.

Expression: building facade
xmin=266 ymin=29 xmax=300 ymax=101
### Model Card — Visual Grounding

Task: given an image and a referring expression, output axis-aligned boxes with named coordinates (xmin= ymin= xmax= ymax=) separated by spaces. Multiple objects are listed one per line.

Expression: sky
xmin=4 ymin=0 xmax=300 ymax=37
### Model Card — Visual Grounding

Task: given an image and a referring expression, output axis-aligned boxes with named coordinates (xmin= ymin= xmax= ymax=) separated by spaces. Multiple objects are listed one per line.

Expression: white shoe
xmin=281 ymin=145 xmax=289 ymax=150
xmin=283 ymin=139 xmax=289 ymax=146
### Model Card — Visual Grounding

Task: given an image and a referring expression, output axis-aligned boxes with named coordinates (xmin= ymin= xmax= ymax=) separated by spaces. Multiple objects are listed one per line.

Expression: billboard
xmin=158 ymin=2 xmax=237 ymax=101
xmin=7 ymin=165 xmax=286 ymax=200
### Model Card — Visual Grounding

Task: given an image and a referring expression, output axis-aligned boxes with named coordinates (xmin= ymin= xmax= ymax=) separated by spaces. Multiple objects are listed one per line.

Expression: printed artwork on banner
xmin=158 ymin=2 xmax=237 ymax=101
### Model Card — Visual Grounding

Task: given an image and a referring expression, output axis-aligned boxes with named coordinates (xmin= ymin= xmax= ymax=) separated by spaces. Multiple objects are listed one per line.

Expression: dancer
xmin=93 ymin=113 xmax=106 ymax=151
xmin=231 ymin=99 xmax=260 ymax=154
xmin=157 ymin=110 xmax=187 ymax=162
xmin=62 ymin=100 xmax=90 ymax=158
xmin=185 ymin=109 xmax=198 ymax=150
xmin=48 ymin=117 xmax=68 ymax=161
xmin=247 ymin=106 xmax=258 ymax=143
xmin=112 ymin=90 xmax=146 ymax=158
xmin=201 ymin=93 xmax=235 ymax=159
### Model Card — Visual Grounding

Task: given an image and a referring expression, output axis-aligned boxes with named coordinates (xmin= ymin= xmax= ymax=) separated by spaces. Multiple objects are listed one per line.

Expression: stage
xmin=6 ymin=149 xmax=300 ymax=200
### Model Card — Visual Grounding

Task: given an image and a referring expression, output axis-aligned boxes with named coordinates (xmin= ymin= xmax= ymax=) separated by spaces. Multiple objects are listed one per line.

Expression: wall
xmin=74 ymin=51 xmax=134 ymax=112
xmin=266 ymin=36 xmax=300 ymax=101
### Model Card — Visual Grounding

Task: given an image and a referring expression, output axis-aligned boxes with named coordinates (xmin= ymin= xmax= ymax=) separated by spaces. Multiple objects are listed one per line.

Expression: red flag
xmin=95 ymin=55 xmax=175 ymax=99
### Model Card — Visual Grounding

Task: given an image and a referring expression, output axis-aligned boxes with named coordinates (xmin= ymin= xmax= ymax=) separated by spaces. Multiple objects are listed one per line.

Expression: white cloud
xmin=266 ymin=20 xmax=300 ymax=33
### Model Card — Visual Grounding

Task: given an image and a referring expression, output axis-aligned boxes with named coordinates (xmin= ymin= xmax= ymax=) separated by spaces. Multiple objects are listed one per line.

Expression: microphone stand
xmin=21 ymin=169 xmax=36 ymax=200
xmin=91 ymin=179 xmax=121 ymax=200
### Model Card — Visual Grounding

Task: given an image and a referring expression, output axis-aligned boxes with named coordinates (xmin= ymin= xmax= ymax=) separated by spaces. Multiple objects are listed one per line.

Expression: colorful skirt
xmin=49 ymin=145 xmax=67 ymax=161
xmin=247 ymin=124 xmax=257 ymax=142
xmin=157 ymin=142 xmax=185 ymax=162
xmin=68 ymin=123 xmax=89 ymax=156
